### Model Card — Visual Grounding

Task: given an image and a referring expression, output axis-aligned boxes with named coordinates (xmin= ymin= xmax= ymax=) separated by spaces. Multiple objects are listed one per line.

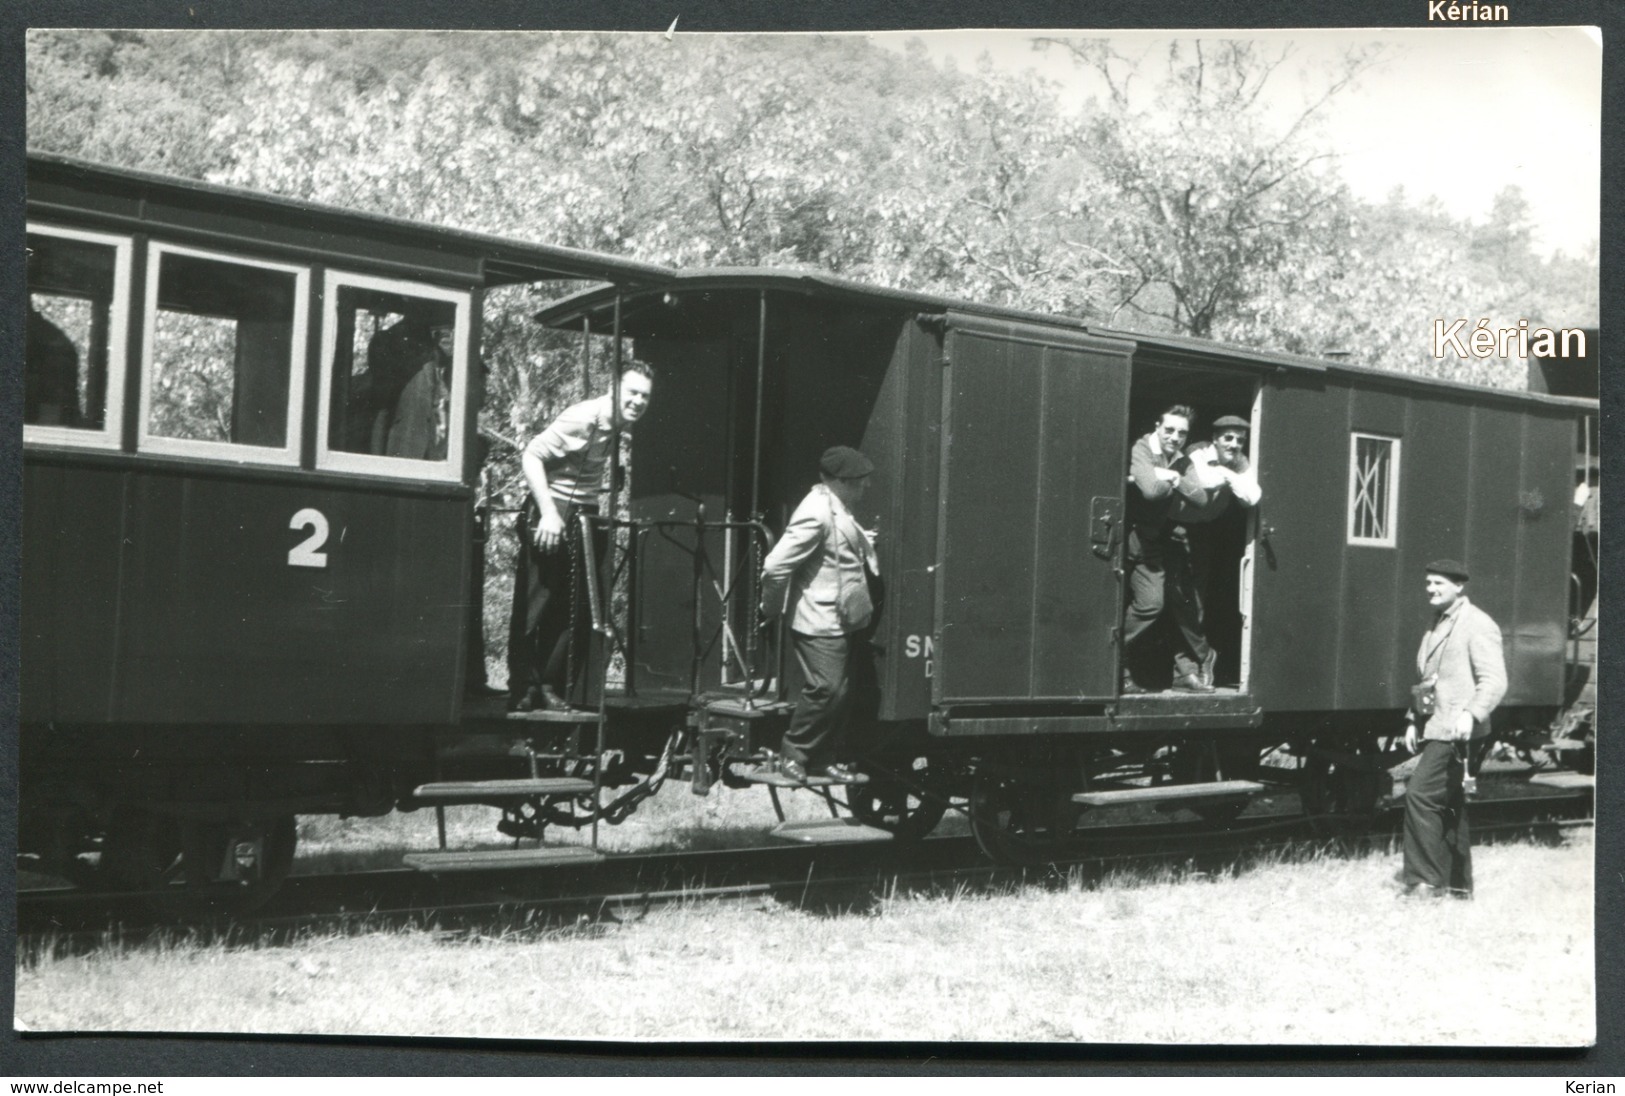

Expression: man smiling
xmin=1122 ymin=405 xmax=1211 ymax=694
xmin=508 ymin=363 xmax=655 ymax=712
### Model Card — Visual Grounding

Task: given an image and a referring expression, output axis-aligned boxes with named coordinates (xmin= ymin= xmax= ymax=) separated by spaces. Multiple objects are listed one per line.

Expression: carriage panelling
xmin=1249 ymin=372 xmax=1348 ymax=711
xmin=1335 ymin=384 xmax=1410 ymax=710
xmin=22 ymin=456 xmax=471 ymax=726
xmin=933 ymin=316 xmax=1131 ymax=705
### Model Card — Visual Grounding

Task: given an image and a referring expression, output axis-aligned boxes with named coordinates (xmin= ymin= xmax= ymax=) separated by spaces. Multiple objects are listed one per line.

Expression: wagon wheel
xmin=968 ymin=772 xmax=1074 ymax=865
xmin=846 ymin=756 xmax=947 ymax=841
xmin=102 ymin=809 xmax=297 ymax=918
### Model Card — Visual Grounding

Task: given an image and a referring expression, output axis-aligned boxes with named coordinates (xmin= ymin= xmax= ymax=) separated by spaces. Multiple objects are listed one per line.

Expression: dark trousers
xmin=782 ymin=630 xmax=874 ymax=770
xmin=1402 ymin=739 xmax=1473 ymax=894
xmin=507 ymin=502 xmax=605 ymax=703
xmin=1123 ymin=527 xmax=1211 ymax=680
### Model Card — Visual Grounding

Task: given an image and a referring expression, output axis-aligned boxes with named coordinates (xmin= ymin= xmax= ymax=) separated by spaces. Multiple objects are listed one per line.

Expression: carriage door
xmin=934 ymin=313 xmax=1135 ymax=706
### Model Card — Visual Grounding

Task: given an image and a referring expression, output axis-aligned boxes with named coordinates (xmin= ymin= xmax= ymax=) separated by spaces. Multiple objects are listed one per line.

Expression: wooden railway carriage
xmin=537 ymin=271 xmax=1595 ymax=852
xmin=19 ymin=153 xmax=675 ymax=901
xmin=19 ymin=153 xmax=1598 ymax=903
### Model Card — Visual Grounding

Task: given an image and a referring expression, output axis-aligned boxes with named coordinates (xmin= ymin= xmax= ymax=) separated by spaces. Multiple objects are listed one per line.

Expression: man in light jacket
xmin=759 ymin=446 xmax=879 ymax=784
xmin=1399 ymin=559 xmax=1507 ymax=899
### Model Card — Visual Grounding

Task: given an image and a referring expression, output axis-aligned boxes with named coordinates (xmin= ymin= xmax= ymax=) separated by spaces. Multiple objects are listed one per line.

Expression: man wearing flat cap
xmin=1171 ymin=415 xmax=1262 ymax=686
xmin=759 ymin=446 xmax=880 ymax=784
xmin=1399 ymin=559 xmax=1507 ymax=899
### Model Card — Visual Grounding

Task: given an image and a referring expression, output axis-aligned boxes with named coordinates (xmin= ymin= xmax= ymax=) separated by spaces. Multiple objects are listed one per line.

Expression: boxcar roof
xmin=26 ymin=151 xmax=677 ymax=289
xmin=537 ymin=267 xmax=1598 ymax=413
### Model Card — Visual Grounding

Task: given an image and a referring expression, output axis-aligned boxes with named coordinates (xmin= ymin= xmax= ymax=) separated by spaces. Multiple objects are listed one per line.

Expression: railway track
xmin=18 ymin=785 xmax=1592 ymax=941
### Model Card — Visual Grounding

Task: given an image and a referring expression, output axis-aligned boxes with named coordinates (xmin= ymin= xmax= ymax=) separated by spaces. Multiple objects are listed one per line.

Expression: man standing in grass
xmin=1400 ymin=560 xmax=1507 ymax=899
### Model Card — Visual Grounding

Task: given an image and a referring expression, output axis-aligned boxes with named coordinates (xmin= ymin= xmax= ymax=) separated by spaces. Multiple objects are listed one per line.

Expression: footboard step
xmin=404 ymin=846 xmax=604 ymax=872
xmin=412 ymin=778 xmax=595 ymax=802
xmin=1073 ymin=779 xmax=1265 ymax=807
xmin=505 ymin=708 xmax=599 ymax=723
xmin=771 ymin=819 xmax=894 ymax=844
xmin=1528 ymin=772 xmax=1594 ymax=790
xmin=703 ymin=699 xmax=794 ymax=720
xmin=740 ymin=770 xmax=868 ymax=788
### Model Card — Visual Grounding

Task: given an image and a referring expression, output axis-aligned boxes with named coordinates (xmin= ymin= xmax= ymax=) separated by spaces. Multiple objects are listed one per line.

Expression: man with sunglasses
xmin=1123 ymin=405 xmax=1212 ymax=694
xmin=1171 ymin=415 xmax=1263 ymax=687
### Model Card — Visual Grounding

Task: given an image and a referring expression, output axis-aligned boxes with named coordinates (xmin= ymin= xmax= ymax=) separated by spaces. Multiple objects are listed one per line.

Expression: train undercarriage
xmin=19 ymin=688 xmax=1584 ymax=918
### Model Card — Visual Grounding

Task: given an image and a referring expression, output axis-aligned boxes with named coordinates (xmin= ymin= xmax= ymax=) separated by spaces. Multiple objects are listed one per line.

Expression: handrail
xmin=578 ymin=511 xmax=783 ymax=704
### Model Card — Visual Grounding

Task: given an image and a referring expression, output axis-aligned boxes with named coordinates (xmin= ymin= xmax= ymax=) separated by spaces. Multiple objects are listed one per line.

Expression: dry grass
xmin=16 ymin=829 xmax=1593 ymax=1045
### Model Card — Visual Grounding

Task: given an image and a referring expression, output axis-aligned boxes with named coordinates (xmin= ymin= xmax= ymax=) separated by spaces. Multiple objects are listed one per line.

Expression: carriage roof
xmin=535 ymin=268 xmax=1598 ymax=414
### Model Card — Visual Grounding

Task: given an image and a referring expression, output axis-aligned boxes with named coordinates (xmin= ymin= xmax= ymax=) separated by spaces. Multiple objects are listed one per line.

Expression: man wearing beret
xmin=759 ymin=446 xmax=880 ymax=784
xmin=1170 ymin=415 xmax=1263 ymax=687
xmin=1399 ymin=560 xmax=1507 ymax=898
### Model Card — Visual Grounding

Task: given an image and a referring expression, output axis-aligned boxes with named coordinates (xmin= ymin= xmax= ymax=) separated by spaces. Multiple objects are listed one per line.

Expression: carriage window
xmin=140 ymin=245 xmax=308 ymax=465
xmin=316 ymin=270 xmax=469 ymax=482
xmin=24 ymin=225 xmax=132 ymax=449
xmin=1348 ymin=433 xmax=1400 ymax=547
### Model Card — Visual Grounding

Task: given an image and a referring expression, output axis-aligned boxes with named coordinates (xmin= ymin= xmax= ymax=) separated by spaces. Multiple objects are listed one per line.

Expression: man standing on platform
xmin=1170 ymin=414 xmax=1262 ymax=687
xmin=1399 ymin=560 xmax=1506 ymax=899
xmin=759 ymin=446 xmax=880 ymax=784
xmin=1122 ymin=405 xmax=1212 ymax=694
xmin=508 ymin=362 xmax=654 ymax=712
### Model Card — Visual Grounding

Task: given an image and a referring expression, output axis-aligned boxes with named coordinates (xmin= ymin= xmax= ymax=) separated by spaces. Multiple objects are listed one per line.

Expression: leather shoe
xmin=1171 ymin=674 xmax=1216 ymax=694
xmin=508 ymin=687 xmax=542 ymax=713
xmin=1121 ymin=677 xmax=1148 ymax=696
xmin=1398 ymin=883 xmax=1447 ymax=900
xmin=778 ymin=756 xmax=808 ymax=783
xmin=1198 ymin=650 xmax=1218 ymax=689
xmin=538 ymin=686 xmax=570 ymax=711
xmin=824 ymin=763 xmax=862 ymax=784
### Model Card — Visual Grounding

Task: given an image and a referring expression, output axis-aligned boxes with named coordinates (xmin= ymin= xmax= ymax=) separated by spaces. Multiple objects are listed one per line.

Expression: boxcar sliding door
xmin=933 ymin=313 xmax=1135 ymax=706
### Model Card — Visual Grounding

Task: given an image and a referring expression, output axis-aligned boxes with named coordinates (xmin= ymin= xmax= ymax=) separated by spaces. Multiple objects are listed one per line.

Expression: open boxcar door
xmin=934 ymin=312 xmax=1135 ymax=706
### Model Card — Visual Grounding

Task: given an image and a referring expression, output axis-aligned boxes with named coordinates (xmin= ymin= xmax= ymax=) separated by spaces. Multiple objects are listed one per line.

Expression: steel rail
xmin=18 ymin=788 xmax=1591 ymax=941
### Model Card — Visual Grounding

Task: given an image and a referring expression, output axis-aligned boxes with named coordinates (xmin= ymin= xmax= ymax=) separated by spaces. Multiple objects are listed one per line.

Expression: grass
xmin=15 ymin=828 xmax=1593 ymax=1044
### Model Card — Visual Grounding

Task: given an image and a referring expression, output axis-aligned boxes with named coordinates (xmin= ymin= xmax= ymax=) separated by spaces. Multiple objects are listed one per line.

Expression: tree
xmin=1041 ymin=38 xmax=1377 ymax=341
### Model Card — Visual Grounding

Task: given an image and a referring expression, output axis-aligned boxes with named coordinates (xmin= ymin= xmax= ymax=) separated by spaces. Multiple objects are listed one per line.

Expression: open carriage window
xmin=1348 ymin=432 xmax=1400 ymax=547
xmin=316 ymin=270 xmax=469 ymax=482
xmin=139 ymin=244 xmax=308 ymax=465
xmin=24 ymin=224 xmax=132 ymax=449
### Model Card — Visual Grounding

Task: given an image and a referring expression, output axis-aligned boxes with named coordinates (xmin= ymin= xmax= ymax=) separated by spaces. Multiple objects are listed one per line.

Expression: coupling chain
xmin=592 ymin=728 xmax=683 ymax=826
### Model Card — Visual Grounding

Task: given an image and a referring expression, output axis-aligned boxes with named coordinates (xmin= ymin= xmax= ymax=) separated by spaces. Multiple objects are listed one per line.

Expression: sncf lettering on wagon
xmin=1565 ymin=1084 xmax=1616 ymax=1094
xmin=903 ymin=634 xmax=935 ymax=679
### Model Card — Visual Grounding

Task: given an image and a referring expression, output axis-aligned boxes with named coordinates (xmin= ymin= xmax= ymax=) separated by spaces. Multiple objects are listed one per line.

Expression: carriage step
xmin=412 ymin=778 xmax=596 ymax=803
xmin=505 ymin=708 xmax=599 ymax=723
xmin=738 ymin=768 xmax=869 ymax=788
xmin=1528 ymin=772 xmax=1594 ymax=790
xmin=771 ymin=819 xmax=894 ymax=844
xmin=1073 ymin=779 xmax=1265 ymax=808
xmin=403 ymin=846 xmax=604 ymax=872
xmin=703 ymin=699 xmax=794 ymax=720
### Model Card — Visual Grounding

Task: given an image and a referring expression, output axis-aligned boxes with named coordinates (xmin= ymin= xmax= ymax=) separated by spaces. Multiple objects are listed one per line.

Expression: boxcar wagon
xmin=18 ymin=153 xmax=1599 ymax=907
xmin=536 ymin=271 xmax=1596 ymax=855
